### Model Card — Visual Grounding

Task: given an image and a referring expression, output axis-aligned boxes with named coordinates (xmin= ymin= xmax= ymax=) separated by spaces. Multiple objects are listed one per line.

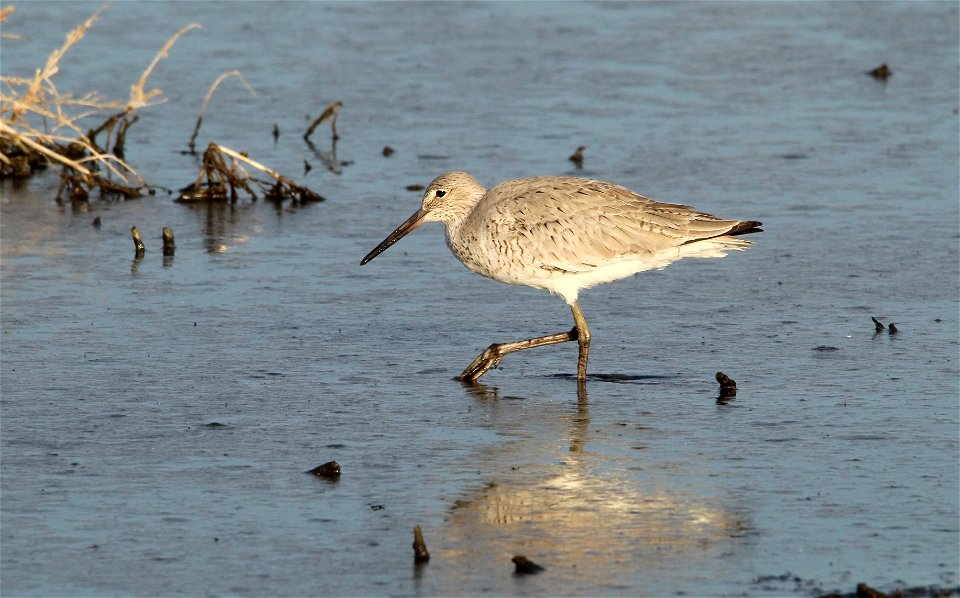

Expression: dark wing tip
xmin=728 ymin=220 xmax=763 ymax=236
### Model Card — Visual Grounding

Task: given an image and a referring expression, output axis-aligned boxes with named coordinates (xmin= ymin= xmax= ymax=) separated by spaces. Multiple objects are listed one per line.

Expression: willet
xmin=361 ymin=172 xmax=762 ymax=382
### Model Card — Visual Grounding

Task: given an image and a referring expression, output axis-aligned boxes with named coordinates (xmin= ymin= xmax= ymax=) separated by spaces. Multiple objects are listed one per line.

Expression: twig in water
xmin=162 ymin=227 xmax=175 ymax=256
xmin=128 ymin=22 xmax=201 ymax=110
xmin=131 ymin=226 xmax=145 ymax=257
xmin=303 ymin=101 xmax=342 ymax=142
xmin=413 ymin=526 xmax=430 ymax=564
xmin=187 ymin=70 xmax=256 ymax=155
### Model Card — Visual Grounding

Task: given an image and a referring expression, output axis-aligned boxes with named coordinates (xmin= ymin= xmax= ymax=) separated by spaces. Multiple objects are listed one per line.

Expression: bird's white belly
xmin=447 ymin=227 xmax=752 ymax=306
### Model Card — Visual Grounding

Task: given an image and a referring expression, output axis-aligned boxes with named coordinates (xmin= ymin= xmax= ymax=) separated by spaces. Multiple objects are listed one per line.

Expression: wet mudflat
xmin=2 ymin=2 xmax=958 ymax=596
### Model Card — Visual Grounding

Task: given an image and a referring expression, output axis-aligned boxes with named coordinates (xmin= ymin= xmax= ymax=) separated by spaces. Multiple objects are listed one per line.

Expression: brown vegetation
xmin=1 ymin=5 xmax=324 ymax=205
xmin=177 ymin=143 xmax=324 ymax=204
xmin=0 ymin=5 xmax=198 ymax=200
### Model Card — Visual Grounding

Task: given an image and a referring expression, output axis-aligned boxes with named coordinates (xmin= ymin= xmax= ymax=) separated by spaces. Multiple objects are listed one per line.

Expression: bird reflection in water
xmin=439 ymin=380 xmax=749 ymax=584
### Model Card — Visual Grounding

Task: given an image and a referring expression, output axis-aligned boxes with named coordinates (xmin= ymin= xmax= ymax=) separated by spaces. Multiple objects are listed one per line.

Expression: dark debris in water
xmin=822 ymin=582 xmax=960 ymax=598
xmin=872 ymin=316 xmax=885 ymax=333
xmin=872 ymin=317 xmax=899 ymax=335
xmin=568 ymin=145 xmax=585 ymax=169
xmin=162 ymin=226 xmax=175 ymax=257
xmin=306 ymin=461 xmax=341 ymax=479
xmin=753 ymin=572 xmax=958 ymax=598
xmin=178 ymin=143 xmax=324 ymax=204
xmin=868 ymin=63 xmax=893 ymax=80
xmin=412 ymin=526 xmax=430 ymax=564
xmin=716 ymin=371 xmax=737 ymax=403
xmin=512 ymin=555 xmax=545 ymax=574
xmin=130 ymin=226 xmax=145 ymax=258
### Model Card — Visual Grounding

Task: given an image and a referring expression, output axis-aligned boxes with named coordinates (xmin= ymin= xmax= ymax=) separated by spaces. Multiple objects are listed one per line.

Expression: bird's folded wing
xmin=489 ymin=178 xmax=744 ymax=273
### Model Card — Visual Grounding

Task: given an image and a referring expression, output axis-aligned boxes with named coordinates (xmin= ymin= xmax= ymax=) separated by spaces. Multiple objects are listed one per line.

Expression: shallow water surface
xmin=2 ymin=2 xmax=958 ymax=596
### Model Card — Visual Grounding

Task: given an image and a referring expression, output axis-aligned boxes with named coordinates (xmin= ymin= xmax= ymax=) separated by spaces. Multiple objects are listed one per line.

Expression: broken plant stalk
xmin=178 ymin=143 xmax=324 ymax=203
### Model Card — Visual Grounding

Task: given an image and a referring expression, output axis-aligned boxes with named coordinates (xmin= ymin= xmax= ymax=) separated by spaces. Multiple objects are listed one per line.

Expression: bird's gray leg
xmin=456 ymin=301 xmax=591 ymax=382
xmin=571 ymin=301 xmax=591 ymax=381
xmin=457 ymin=329 xmax=577 ymax=382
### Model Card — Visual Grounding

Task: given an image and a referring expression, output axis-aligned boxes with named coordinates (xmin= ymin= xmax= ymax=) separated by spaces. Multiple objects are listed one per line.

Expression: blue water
xmin=2 ymin=2 xmax=958 ymax=596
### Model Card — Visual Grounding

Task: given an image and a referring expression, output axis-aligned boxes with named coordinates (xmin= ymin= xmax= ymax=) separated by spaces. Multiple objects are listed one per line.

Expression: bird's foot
xmin=457 ymin=343 xmax=505 ymax=382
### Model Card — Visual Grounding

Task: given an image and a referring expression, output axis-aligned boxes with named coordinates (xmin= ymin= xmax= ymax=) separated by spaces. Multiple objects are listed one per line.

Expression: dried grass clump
xmin=178 ymin=143 xmax=324 ymax=204
xmin=0 ymin=5 xmax=198 ymax=200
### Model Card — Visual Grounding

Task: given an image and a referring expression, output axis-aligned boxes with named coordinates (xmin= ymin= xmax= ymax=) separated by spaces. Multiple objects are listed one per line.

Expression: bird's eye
xmin=435 ymin=189 xmax=447 ymax=198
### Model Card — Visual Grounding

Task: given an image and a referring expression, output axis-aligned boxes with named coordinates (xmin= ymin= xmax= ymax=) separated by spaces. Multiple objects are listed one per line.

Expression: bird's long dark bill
xmin=360 ymin=208 xmax=428 ymax=265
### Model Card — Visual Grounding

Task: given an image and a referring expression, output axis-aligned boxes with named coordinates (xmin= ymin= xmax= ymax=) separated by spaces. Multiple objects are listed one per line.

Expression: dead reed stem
xmin=188 ymin=70 xmax=256 ymax=154
xmin=303 ymin=101 xmax=342 ymax=141
xmin=128 ymin=23 xmax=201 ymax=110
xmin=179 ymin=143 xmax=324 ymax=203
xmin=0 ymin=5 xmax=198 ymax=197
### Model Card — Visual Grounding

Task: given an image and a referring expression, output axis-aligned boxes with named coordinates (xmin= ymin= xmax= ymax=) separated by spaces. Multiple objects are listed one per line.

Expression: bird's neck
xmin=441 ymin=190 xmax=485 ymax=231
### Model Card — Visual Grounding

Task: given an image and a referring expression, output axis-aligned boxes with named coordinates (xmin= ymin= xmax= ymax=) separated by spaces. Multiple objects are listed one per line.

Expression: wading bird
xmin=361 ymin=171 xmax=761 ymax=382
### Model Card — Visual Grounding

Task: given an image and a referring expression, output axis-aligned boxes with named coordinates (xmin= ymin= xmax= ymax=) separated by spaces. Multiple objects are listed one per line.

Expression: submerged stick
xmin=162 ymin=226 xmax=175 ymax=256
xmin=303 ymin=101 xmax=342 ymax=141
xmin=130 ymin=226 xmax=145 ymax=257
xmin=413 ymin=526 xmax=430 ymax=564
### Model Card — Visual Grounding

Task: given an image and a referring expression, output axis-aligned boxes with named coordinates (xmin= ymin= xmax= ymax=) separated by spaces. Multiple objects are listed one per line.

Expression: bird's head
xmin=360 ymin=171 xmax=486 ymax=265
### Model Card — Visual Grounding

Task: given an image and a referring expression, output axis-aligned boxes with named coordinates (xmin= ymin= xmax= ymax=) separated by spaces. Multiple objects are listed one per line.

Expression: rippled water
xmin=2 ymin=2 xmax=958 ymax=596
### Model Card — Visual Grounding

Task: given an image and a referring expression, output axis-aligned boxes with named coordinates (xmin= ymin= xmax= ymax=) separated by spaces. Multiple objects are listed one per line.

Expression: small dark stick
xmin=162 ymin=227 xmax=175 ymax=256
xmin=716 ymin=371 xmax=737 ymax=400
xmin=131 ymin=226 xmax=145 ymax=257
xmin=412 ymin=526 xmax=430 ymax=564
xmin=272 ymin=124 xmax=280 ymax=142
xmin=568 ymin=145 xmax=585 ymax=169
xmin=306 ymin=461 xmax=341 ymax=479
xmin=512 ymin=555 xmax=545 ymax=574
xmin=92 ymin=216 xmax=101 ymax=228
xmin=871 ymin=316 xmax=885 ymax=333
xmin=888 ymin=323 xmax=898 ymax=335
